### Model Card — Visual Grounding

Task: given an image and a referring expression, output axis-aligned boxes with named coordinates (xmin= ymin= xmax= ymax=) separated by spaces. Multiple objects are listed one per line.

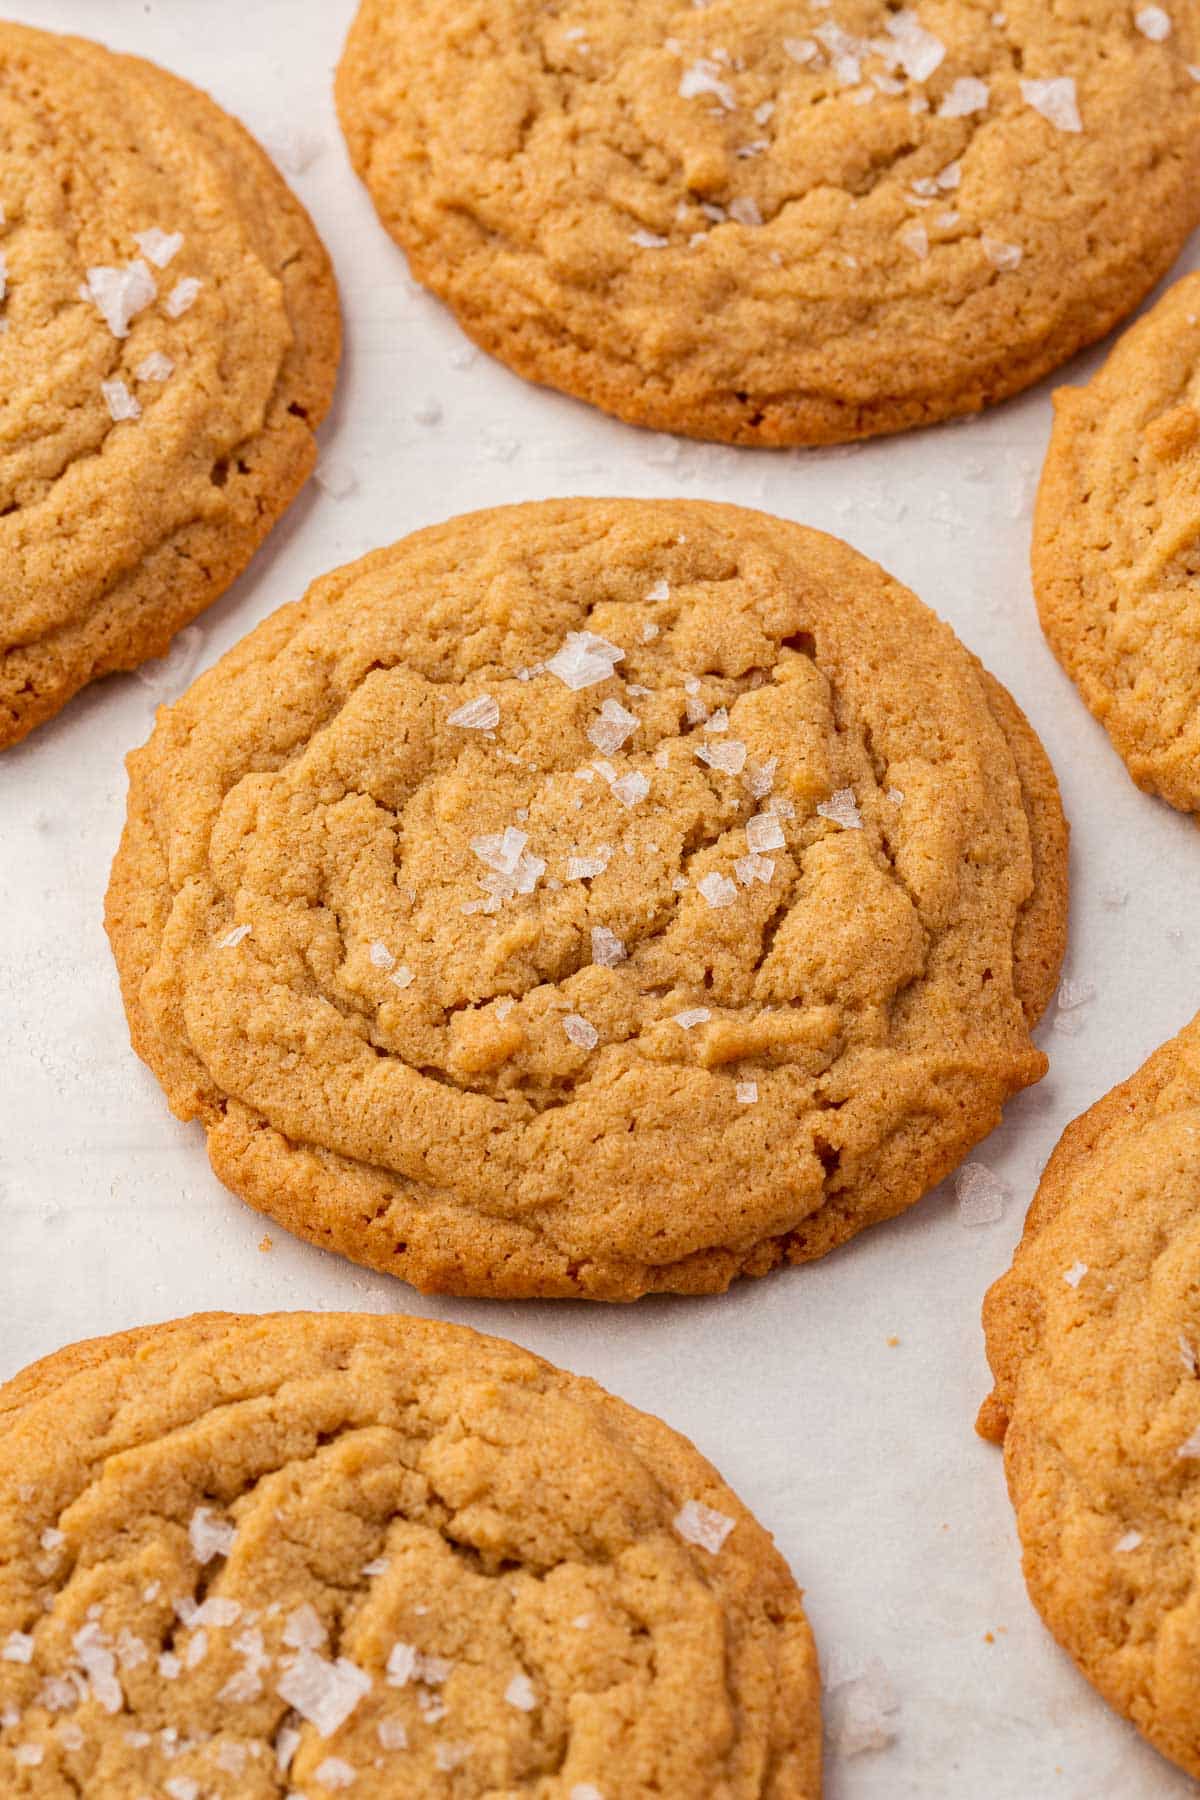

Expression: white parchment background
xmin=3 ymin=4 xmax=1199 ymax=1794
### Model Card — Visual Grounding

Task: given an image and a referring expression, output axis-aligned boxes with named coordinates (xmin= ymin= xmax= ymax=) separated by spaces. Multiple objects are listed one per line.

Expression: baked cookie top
xmin=0 ymin=1310 xmax=821 ymax=1796
xmin=0 ymin=22 xmax=340 ymax=748
xmin=336 ymin=0 xmax=1200 ymax=445
xmin=106 ymin=498 xmax=1067 ymax=1300
xmin=1034 ymin=271 xmax=1200 ymax=818
xmin=980 ymin=1012 xmax=1200 ymax=1782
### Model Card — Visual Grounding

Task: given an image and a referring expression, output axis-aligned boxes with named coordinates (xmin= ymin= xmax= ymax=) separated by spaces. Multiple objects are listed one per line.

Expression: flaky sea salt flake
xmin=133 ymin=228 xmax=183 ymax=268
xmin=2 ymin=1632 xmax=33 ymax=1663
xmin=829 ymin=1656 xmax=900 ymax=1756
xmin=1021 ymin=76 xmax=1082 ymax=131
xmin=673 ymin=1007 xmax=711 ymax=1029
xmin=1177 ymin=1424 xmax=1200 ymax=1459
xmin=939 ymin=76 xmax=989 ymax=115
xmin=448 ymin=693 xmax=500 ymax=731
xmin=698 ymin=871 xmax=737 ymax=909
xmin=610 ymin=770 xmax=650 ymax=808
xmin=84 ymin=259 xmax=156 ymax=337
xmin=378 ymin=1718 xmax=408 ymax=1750
xmin=165 ymin=276 xmax=202 ymax=318
xmin=981 ymin=236 xmax=1023 ymax=271
xmin=276 ymin=1650 xmax=371 ymax=1737
xmin=313 ymin=1759 xmax=357 ymax=1790
xmin=189 ymin=1506 xmax=235 ymax=1563
xmin=591 ymin=926 xmax=627 ymax=967
xmin=746 ymin=813 xmax=785 ymax=853
xmin=735 ymin=853 xmax=774 ymax=886
xmin=679 ymin=58 xmax=737 ymax=109
xmin=1135 ymin=5 xmax=1172 ymax=38
xmin=885 ymin=10 xmax=946 ymax=81
xmin=736 ymin=1080 xmax=758 ymax=1104
xmin=563 ymin=1013 xmax=600 ymax=1051
xmin=1115 ymin=1531 xmax=1143 ymax=1552
xmin=630 ymin=228 xmax=668 ymax=248
xmin=588 ymin=698 xmax=639 ymax=754
xmin=505 ymin=1672 xmax=537 ymax=1711
xmin=101 ymin=378 xmax=141 ymax=422
xmin=954 ymin=1162 xmax=1010 ymax=1227
xmin=1063 ymin=1260 xmax=1088 ymax=1288
xmin=696 ymin=739 xmax=747 ymax=776
xmin=674 ymin=1498 xmax=735 ymax=1552
xmin=136 ymin=350 xmax=175 ymax=382
xmin=282 ymin=1604 xmax=326 ymax=1651
xmin=900 ymin=220 xmax=929 ymax=260
xmin=547 ymin=630 xmax=625 ymax=690
xmin=817 ymin=789 xmax=862 ymax=829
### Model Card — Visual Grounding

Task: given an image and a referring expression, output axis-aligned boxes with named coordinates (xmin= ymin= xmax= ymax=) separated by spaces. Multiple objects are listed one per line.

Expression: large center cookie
xmin=106 ymin=498 xmax=1068 ymax=1299
xmin=336 ymin=0 xmax=1200 ymax=445
xmin=0 ymin=1311 xmax=821 ymax=1796
xmin=1034 ymin=271 xmax=1200 ymax=818
xmin=980 ymin=1012 xmax=1200 ymax=1783
xmin=0 ymin=23 xmax=340 ymax=747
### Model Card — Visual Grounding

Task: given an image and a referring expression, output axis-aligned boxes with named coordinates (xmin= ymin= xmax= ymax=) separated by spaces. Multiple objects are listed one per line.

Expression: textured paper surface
xmin=2 ymin=5 xmax=1198 ymax=1793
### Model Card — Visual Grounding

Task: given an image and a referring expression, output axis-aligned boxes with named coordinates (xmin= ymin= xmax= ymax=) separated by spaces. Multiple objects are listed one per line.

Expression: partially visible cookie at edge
xmin=336 ymin=0 xmax=1200 ymax=445
xmin=0 ymin=1309 xmax=822 ymax=1795
xmin=105 ymin=497 xmax=1068 ymax=1300
xmin=979 ymin=1011 xmax=1200 ymax=1782
xmin=1034 ymin=270 xmax=1200 ymax=818
xmin=0 ymin=21 xmax=340 ymax=748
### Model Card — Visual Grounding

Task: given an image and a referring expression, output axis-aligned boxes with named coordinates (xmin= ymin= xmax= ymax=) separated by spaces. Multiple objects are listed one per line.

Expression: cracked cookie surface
xmin=0 ymin=1310 xmax=822 ymax=1796
xmin=336 ymin=0 xmax=1200 ymax=445
xmin=105 ymin=497 xmax=1068 ymax=1300
xmin=1034 ymin=271 xmax=1200 ymax=818
xmin=980 ymin=1010 xmax=1200 ymax=1783
xmin=0 ymin=21 xmax=340 ymax=747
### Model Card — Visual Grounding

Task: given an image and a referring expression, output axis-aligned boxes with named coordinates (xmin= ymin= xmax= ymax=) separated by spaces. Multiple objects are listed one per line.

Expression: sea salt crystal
xmin=369 ymin=941 xmax=395 ymax=969
xmin=631 ymin=228 xmax=668 ymax=248
xmin=673 ymin=1007 xmax=711 ymax=1029
xmin=505 ymin=1672 xmax=537 ymax=1711
xmin=266 ymin=125 xmax=326 ymax=173
xmin=728 ymin=196 xmax=763 ymax=228
xmin=591 ymin=926 xmax=626 ymax=967
xmin=3 ymin=1632 xmax=33 ymax=1663
xmin=745 ymin=757 xmax=778 ymax=798
xmin=14 ymin=1746 xmax=44 ymax=1768
xmin=817 ymin=789 xmax=862 ymax=829
xmin=313 ymin=1759 xmax=357 ymax=1790
xmin=1177 ymin=1424 xmax=1200 ymax=1458
xmin=642 ymin=622 xmax=659 ymax=642
xmin=471 ymin=827 xmax=545 ymax=897
xmin=954 ymin=1162 xmax=1010 ymax=1227
xmin=56 ymin=1723 xmax=84 ymax=1751
xmin=218 ymin=1627 xmax=268 ymax=1703
xmin=275 ymin=1723 xmax=302 ymax=1771
xmin=885 ymin=11 xmax=946 ymax=81
xmin=547 ymin=631 xmax=624 ymax=690
xmin=736 ymin=1080 xmax=758 ymax=1104
xmin=282 ymin=1604 xmax=326 ymax=1651
xmin=939 ymin=76 xmax=989 ymax=115
xmin=1056 ymin=976 xmax=1095 ymax=1011
xmin=704 ymin=708 xmax=729 ymax=734
xmin=746 ymin=813 xmax=785 ymax=853
xmin=315 ymin=458 xmax=357 ymax=499
xmin=735 ymin=853 xmax=774 ymax=886
xmin=136 ymin=350 xmax=174 ymax=381
xmin=158 ymin=1653 xmax=181 ymax=1680
xmin=73 ymin=1624 xmax=122 ymax=1714
xmin=378 ymin=1719 xmax=408 ymax=1750
xmin=192 ymin=1597 xmax=241 ymax=1629
xmin=133 ymin=228 xmax=183 ymax=268
xmin=588 ymin=698 xmax=639 ymax=754
xmin=165 ymin=1776 xmax=199 ymax=1800
xmin=610 ymin=770 xmax=650 ymax=808
xmin=783 ymin=36 xmax=818 ymax=64
xmin=1021 ymin=76 xmax=1082 ymax=132
xmin=448 ymin=693 xmax=499 ymax=731
xmin=1135 ymin=6 xmax=1171 ymax=38
xmin=83 ymin=260 xmax=156 ymax=337
xmin=102 ymin=378 xmax=141 ymax=422
xmin=937 ymin=161 xmax=962 ymax=189
xmin=698 ymin=871 xmax=737 ymax=909
xmin=276 ymin=1650 xmax=371 ymax=1736
xmin=1114 ymin=1531 xmax=1143 ymax=1552
xmin=386 ymin=1644 xmax=453 ymax=1688
xmin=981 ymin=237 xmax=1023 ymax=270
xmin=900 ymin=221 xmax=929 ymax=260
xmin=184 ymin=1630 xmax=208 ymax=1669
xmin=566 ymin=846 xmax=612 ymax=880
xmin=674 ymin=1499 xmax=735 ymax=1553
xmin=189 ymin=1507 xmax=235 ymax=1564
xmin=563 ymin=1013 xmax=599 ymax=1050
xmin=828 ymin=1656 xmax=900 ymax=1756
xmin=218 ymin=923 xmax=251 ymax=949
xmin=679 ymin=58 xmax=737 ymax=109
xmin=1063 ymin=1260 xmax=1088 ymax=1288
xmin=165 ymin=277 xmax=202 ymax=318
xmin=390 ymin=966 xmax=414 ymax=990
xmin=1180 ymin=1333 xmax=1197 ymax=1375
xmin=696 ymin=739 xmax=747 ymax=776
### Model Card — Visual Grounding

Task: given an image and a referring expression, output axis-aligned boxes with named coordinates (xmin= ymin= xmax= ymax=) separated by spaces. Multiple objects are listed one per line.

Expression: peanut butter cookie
xmin=0 ymin=1309 xmax=821 ymax=1796
xmin=336 ymin=0 xmax=1200 ymax=444
xmin=0 ymin=22 xmax=340 ymax=747
xmin=980 ymin=1010 xmax=1200 ymax=1782
xmin=1034 ymin=271 xmax=1200 ymax=817
xmin=106 ymin=498 xmax=1068 ymax=1299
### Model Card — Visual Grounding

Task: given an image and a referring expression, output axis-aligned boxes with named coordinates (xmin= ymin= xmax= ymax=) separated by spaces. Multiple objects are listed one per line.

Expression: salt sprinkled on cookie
xmin=673 ymin=1007 xmax=711 ymax=1029
xmin=827 ymin=1655 xmax=901 ymax=1756
xmin=504 ymin=1671 xmax=537 ymax=1710
xmin=981 ymin=237 xmax=1023 ymax=271
xmin=217 ymin=924 xmax=251 ymax=949
xmin=563 ymin=1013 xmax=599 ymax=1050
xmin=448 ymin=693 xmax=499 ymax=731
xmin=276 ymin=1648 xmax=372 ymax=1735
xmin=83 ymin=259 xmax=156 ymax=336
xmin=188 ymin=1506 xmax=235 ymax=1562
xmin=1062 ymin=1260 xmax=1088 ymax=1287
xmin=588 ymin=698 xmax=638 ymax=753
xmin=696 ymin=738 xmax=747 ymax=775
xmin=547 ymin=630 xmax=624 ymax=689
xmin=1135 ymin=6 xmax=1172 ymax=39
xmin=165 ymin=276 xmax=202 ymax=318
xmin=678 ymin=59 xmax=737 ymax=110
xmin=939 ymin=77 xmax=989 ymax=116
xmin=591 ymin=926 xmax=626 ymax=967
xmin=313 ymin=1757 xmax=357 ymax=1789
xmin=136 ymin=350 xmax=175 ymax=381
xmin=133 ymin=227 xmax=183 ymax=268
xmin=817 ymin=788 xmax=863 ymax=829
xmin=1114 ymin=1531 xmax=1143 ymax=1552
xmin=1021 ymin=76 xmax=1082 ymax=132
xmin=698 ymin=871 xmax=737 ymax=909
xmin=746 ymin=813 xmax=785 ymax=853
xmin=1180 ymin=1333 xmax=1197 ymax=1374
xmin=1176 ymin=1424 xmax=1200 ymax=1458
xmin=102 ymin=378 xmax=141 ymax=422
xmin=736 ymin=1080 xmax=758 ymax=1104
xmin=314 ymin=458 xmax=358 ymax=499
xmin=674 ymin=1498 xmax=735 ymax=1552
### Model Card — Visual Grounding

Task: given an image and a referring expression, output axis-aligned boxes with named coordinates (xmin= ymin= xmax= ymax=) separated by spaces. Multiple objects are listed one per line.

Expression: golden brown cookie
xmin=106 ymin=497 xmax=1068 ymax=1300
xmin=1034 ymin=271 xmax=1200 ymax=818
xmin=0 ymin=1310 xmax=821 ymax=1798
xmin=0 ymin=22 xmax=341 ymax=748
xmin=335 ymin=0 xmax=1200 ymax=446
xmin=979 ymin=1011 xmax=1200 ymax=1782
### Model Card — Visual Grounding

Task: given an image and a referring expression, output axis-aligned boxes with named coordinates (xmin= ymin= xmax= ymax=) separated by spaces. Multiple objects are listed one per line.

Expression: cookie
xmin=1034 ymin=271 xmax=1200 ymax=818
xmin=0 ymin=1309 xmax=821 ymax=1797
xmin=335 ymin=0 xmax=1200 ymax=447
xmin=106 ymin=497 xmax=1068 ymax=1300
xmin=0 ymin=22 xmax=340 ymax=748
xmin=979 ymin=1011 xmax=1200 ymax=1782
